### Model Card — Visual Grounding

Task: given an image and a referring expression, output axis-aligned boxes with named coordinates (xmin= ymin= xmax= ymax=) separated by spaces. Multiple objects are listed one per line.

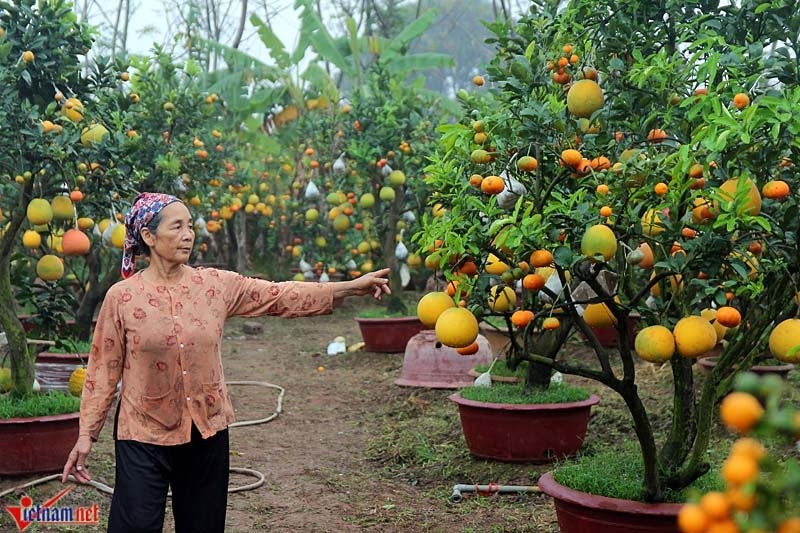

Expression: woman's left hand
xmin=340 ymin=268 xmax=392 ymax=301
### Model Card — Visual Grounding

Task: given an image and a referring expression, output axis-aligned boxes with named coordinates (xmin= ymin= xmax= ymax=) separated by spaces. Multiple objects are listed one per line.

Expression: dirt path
xmin=1 ymin=296 xmax=557 ymax=533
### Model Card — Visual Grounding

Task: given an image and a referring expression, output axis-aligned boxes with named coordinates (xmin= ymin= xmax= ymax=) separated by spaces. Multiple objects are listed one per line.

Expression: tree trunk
xmin=236 ymin=211 xmax=247 ymax=273
xmin=382 ymin=187 xmax=404 ymax=314
xmin=658 ymin=356 xmax=696 ymax=473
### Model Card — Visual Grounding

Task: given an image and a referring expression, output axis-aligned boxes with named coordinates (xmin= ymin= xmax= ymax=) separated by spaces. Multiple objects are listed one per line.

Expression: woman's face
xmin=141 ymin=202 xmax=195 ymax=264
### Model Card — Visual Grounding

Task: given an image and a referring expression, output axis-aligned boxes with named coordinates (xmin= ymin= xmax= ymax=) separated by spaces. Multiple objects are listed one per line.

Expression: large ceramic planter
xmin=395 ymin=330 xmax=494 ymax=388
xmin=36 ymin=351 xmax=88 ymax=393
xmin=478 ymin=323 xmax=511 ymax=357
xmin=0 ymin=412 xmax=81 ymax=476
xmin=698 ymin=355 xmax=795 ymax=379
xmin=355 ymin=316 xmax=427 ymax=353
xmin=538 ymin=471 xmax=682 ymax=533
xmin=449 ymin=393 xmax=600 ymax=462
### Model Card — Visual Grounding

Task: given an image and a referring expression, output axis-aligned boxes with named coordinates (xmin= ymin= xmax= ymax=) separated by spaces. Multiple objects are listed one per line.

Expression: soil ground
xmin=2 ymin=291 xmax=798 ymax=532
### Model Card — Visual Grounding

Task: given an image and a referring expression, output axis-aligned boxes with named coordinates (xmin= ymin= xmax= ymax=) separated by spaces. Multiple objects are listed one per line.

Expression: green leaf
xmin=389 ymin=8 xmax=438 ymax=50
xmin=553 ymin=246 xmax=573 ymax=268
xmin=250 ymin=14 xmax=290 ymax=69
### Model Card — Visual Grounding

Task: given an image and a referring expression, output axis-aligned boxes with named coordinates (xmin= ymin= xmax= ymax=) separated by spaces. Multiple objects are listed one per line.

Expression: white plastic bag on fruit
xmin=304 ymin=180 xmax=321 ymax=200
xmin=473 ymin=358 xmax=497 ymax=388
xmin=399 ymin=263 xmax=411 ymax=288
xmin=395 ymin=240 xmax=408 ymax=261
xmin=299 ymin=257 xmax=313 ymax=273
xmin=333 ymin=153 xmax=346 ymax=175
xmin=319 ymin=272 xmax=330 ymax=283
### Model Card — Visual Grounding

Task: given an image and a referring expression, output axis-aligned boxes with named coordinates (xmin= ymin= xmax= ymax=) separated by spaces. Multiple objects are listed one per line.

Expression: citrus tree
xmin=416 ymin=0 xmax=799 ymax=501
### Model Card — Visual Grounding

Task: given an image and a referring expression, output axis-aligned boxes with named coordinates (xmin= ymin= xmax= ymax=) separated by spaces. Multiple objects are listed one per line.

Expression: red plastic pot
xmin=0 ymin=412 xmax=80 ymax=476
xmin=538 ymin=471 xmax=682 ymax=533
xmin=697 ymin=355 xmax=795 ymax=379
xmin=581 ymin=314 xmax=641 ymax=348
xmin=449 ymin=393 xmax=600 ymax=462
xmin=478 ymin=323 xmax=512 ymax=357
xmin=355 ymin=316 xmax=427 ymax=353
xmin=394 ymin=330 xmax=494 ymax=388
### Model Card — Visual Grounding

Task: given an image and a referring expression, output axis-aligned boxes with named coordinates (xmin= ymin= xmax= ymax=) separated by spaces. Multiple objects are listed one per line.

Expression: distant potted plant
xmin=354 ymin=306 xmax=427 ymax=353
xmin=36 ymin=338 xmax=91 ymax=393
xmin=416 ymin=2 xmax=800 ymax=530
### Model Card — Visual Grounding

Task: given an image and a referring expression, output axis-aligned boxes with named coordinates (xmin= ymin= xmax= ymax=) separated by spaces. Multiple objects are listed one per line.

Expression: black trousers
xmin=107 ymin=424 xmax=229 ymax=533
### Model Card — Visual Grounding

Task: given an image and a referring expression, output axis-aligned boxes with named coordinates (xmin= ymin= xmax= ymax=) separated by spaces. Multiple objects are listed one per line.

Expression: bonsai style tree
xmin=416 ymin=0 xmax=799 ymax=502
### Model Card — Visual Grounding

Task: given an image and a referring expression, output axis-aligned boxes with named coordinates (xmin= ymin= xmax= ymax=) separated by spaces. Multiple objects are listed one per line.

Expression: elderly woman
xmin=61 ymin=192 xmax=390 ymax=533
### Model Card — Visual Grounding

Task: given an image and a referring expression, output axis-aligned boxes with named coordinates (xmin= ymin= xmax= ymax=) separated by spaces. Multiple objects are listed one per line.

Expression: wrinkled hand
xmin=353 ymin=268 xmax=392 ymax=300
xmin=62 ymin=435 xmax=94 ymax=484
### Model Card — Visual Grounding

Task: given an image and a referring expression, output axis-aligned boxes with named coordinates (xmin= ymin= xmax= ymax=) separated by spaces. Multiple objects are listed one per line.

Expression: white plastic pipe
xmin=450 ymin=483 xmax=540 ymax=503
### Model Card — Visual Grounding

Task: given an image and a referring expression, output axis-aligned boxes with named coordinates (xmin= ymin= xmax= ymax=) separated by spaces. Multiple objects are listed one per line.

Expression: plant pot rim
xmin=0 ymin=411 xmax=81 ymax=425
xmin=37 ymin=351 xmax=90 ymax=359
xmin=449 ymin=392 xmax=600 ymax=411
xmin=698 ymin=355 xmax=795 ymax=373
xmin=355 ymin=316 xmax=424 ymax=323
xmin=537 ymin=471 xmax=683 ymax=514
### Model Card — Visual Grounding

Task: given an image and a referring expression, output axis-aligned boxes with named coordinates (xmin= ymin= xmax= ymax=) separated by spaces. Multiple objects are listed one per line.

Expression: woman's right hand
xmin=61 ymin=435 xmax=94 ymax=484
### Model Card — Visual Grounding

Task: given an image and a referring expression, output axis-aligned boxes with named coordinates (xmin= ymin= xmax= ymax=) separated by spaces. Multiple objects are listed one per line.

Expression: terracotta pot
xmin=395 ymin=330 xmax=494 ymax=388
xmin=697 ymin=355 xmax=795 ymax=379
xmin=36 ymin=352 xmax=89 ymax=393
xmin=449 ymin=393 xmax=600 ymax=462
xmin=0 ymin=412 xmax=80 ymax=476
xmin=478 ymin=323 xmax=512 ymax=357
xmin=538 ymin=471 xmax=682 ymax=533
xmin=355 ymin=316 xmax=427 ymax=353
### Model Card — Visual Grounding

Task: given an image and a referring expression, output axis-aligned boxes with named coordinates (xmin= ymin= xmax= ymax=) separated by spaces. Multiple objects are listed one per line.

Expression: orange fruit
xmin=634 ymin=325 xmax=675 ymax=363
xmin=581 ymin=224 xmax=617 ymax=261
xmin=732 ymin=92 xmax=750 ymax=109
xmin=778 ymin=517 xmax=800 ymax=533
xmin=762 ymin=179 xmax=790 ymax=200
xmin=456 ymin=341 xmax=480 ymax=356
xmin=517 ymin=156 xmax=538 ymax=172
xmin=583 ymin=300 xmax=617 ymax=328
xmin=715 ymin=177 xmax=762 ymax=216
xmin=561 ymin=149 xmax=583 ymax=167
xmin=522 ymin=273 xmax=546 ymax=291
xmin=529 ymin=249 xmax=554 ymax=268
xmin=36 ymin=254 xmax=65 ymax=281
xmin=720 ymin=392 xmax=764 ymax=434
xmin=721 ymin=453 xmax=759 ymax=485
xmin=566 ymin=79 xmax=604 ymax=118
xmin=654 ymin=182 xmax=668 ymax=196
xmin=715 ymin=306 xmax=741 ymax=328
xmin=725 ymin=486 xmax=756 ymax=511
xmin=481 ymin=175 xmax=505 ymax=195
xmin=417 ymin=292 xmax=456 ymax=327
xmin=61 ymin=229 xmax=91 ymax=256
xmin=689 ymin=163 xmax=704 ymax=179
xmin=435 ymin=307 xmax=479 ymax=348
xmin=673 ymin=316 xmax=717 ymax=358
xmin=707 ymin=519 xmax=740 ymax=533
xmin=596 ymin=183 xmax=609 ymax=195
xmin=637 ymin=242 xmax=655 ymax=269
xmin=599 ymin=206 xmax=612 ymax=217
xmin=487 ymin=285 xmax=516 ymax=313
xmin=542 ymin=317 xmax=560 ymax=330
xmin=677 ymin=503 xmax=709 ymax=533
xmin=730 ymin=438 xmax=766 ymax=462
xmin=511 ymin=310 xmax=534 ymax=328
xmin=699 ymin=491 xmax=731 ymax=521
xmin=768 ymin=318 xmax=800 ymax=363
xmin=646 ymin=128 xmax=667 ymax=142
xmin=590 ymin=156 xmax=611 ymax=170
xmin=445 ymin=279 xmax=460 ymax=297
xmin=469 ymin=174 xmax=483 ymax=187
xmin=472 ymin=75 xmax=485 ymax=86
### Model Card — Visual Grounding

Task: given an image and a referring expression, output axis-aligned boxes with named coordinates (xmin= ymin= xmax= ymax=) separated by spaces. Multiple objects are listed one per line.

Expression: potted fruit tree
xmin=415 ymin=0 xmax=800 ymax=529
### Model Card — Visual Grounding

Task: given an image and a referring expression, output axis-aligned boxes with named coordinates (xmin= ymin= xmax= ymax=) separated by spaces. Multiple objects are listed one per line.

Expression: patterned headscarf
xmin=121 ymin=192 xmax=181 ymax=279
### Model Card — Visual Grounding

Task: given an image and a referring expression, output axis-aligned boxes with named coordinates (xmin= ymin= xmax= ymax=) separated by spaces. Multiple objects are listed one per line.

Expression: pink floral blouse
xmin=78 ymin=266 xmax=334 ymax=445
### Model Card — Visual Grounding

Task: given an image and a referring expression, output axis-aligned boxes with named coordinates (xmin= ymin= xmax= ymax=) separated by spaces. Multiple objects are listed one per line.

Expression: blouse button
xmin=186 ymin=396 xmax=191 ymax=401
xmin=173 ymin=315 xmax=178 ymax=319
xmin=179 ymin=343 xmax=185 ymax=348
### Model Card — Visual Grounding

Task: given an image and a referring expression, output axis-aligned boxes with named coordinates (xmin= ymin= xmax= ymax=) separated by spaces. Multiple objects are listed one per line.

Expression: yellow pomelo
xmin=22 ymin=230 xmax=42 ymax=248
xmin=634 ymin=325 xmax=675 ymax=363
xmin=583 ymin=301 xmax=617 ymax=327
xmin=581 ymin=224 xmax=617 ymax=261
xmin=97 ymin=218 xmax=111 ymax=235
xmin=61 ymin=97 xmax=84 ymax=122
xmin=673 ymin=316 xmax=717 ymax=358
xmin=487 ymin=285 xmax=516 ymax=313
xmin=332 ymin=213 xmax=351 ymax=232
xmin=727 ymin=250 xmax=759 ymax=281
xmin=305 ymin=208 xmax=319 ymax=221
xmin=51 ymin=195 xmax=74 ymax=220
xmin=768 ymin=318 xmax=800 ymax=363
xmin=566 ymin=79 xmax=604 ymax=118
xmin=700 ymin=308 xmax=728 ymax=343
xmin=486 ymin=253 xmax=510 ymax=275
xmin=715 ymin=177 xmax=761 ymax=216
xmin=77 ymin=217 xmax=95 ymax=230
xmin=649 ymin=270 xmax=683 ymax=297
xmin=0 ymin=367 xmax=11 ymax=393
xmin=110 ymin=224 xmax=126 ymax=249
xmin=641 ymin=209 xmax=666 ymax=236
xmin=26 ymin=198 xmax=53 ymax=225
xmin=48 ymin=232 xmax=63 ymax=253
xmin=435 ymin=307 xmax=479 ymax=348
xmin=68 ymin=367 xmax=86 ymax=397
xmin=417 ymin=292 xmax=456 ymax=327
xmin=36 ymin=254 xmax=64 ymax=281
xmin=80 ymin=123 xmax=109 ymax=146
